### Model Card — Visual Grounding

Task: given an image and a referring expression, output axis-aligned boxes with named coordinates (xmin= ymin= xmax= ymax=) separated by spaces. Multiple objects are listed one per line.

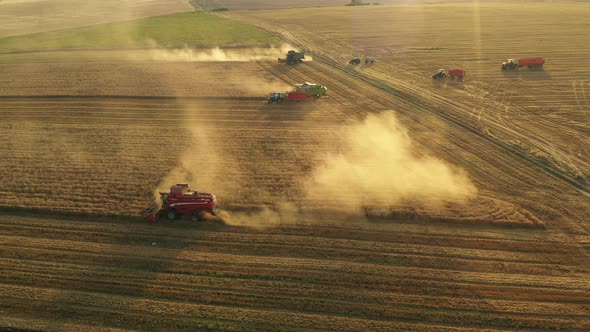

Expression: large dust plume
xmin=305 ymin=112 xmax=477 ymax=213
xmin=142 ymin=44 xmax=298 ymax=62
xmin=217 ymin=202 xmax=299 ymax=229
xmin=152 ymin=109 xmax=228 ymax=207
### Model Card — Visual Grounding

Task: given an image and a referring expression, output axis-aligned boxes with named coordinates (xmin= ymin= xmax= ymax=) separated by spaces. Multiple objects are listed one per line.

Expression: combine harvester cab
xmin=142 ymin=184 xmax=219 ymax=222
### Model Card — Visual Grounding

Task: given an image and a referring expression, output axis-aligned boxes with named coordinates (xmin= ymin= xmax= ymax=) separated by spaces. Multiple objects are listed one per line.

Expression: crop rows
xmin=0 ymin=214 xmax=588 ymax=331
xmin=228 ymin=2 xmax=590 ymax=234
xmin=0 ymin=87 xmax=551 ymax=228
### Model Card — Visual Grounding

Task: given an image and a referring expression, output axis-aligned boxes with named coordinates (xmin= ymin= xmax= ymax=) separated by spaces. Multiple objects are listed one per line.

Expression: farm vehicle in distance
xmin=278 ymin=50 xmax=306 ymax=65
xmin=349 ymin=56 xmax=376 ymax=65
xmin=141 ymin=184 xmax=219 ymax=222
xmin=501 ymin=57 xmax=545 ymax=70
xmin=432 ymin=68 xmax=465 ymax=80
xmin=349 ymin=57 xmax=361 ymax=65
xmin=268 ymin=82 xmax=328 ymax=103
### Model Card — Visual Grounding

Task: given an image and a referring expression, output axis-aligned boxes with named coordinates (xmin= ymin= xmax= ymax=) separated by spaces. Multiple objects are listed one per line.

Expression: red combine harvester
xmin=141 ymin=184 xmax=219 ymax=222
xmin=502 ymin=57 xmax=545 ymax=70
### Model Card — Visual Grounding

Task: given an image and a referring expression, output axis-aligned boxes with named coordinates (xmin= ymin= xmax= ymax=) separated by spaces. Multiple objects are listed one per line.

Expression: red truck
xmin=141 ymin=184 xmax=219 ymax=222
xmin=502 ymin=57 xmax=545 ymax=70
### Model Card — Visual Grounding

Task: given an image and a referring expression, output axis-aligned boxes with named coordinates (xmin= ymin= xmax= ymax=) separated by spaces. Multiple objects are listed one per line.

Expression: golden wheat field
xmin=1 ymin=1 xmax=589 ymax=331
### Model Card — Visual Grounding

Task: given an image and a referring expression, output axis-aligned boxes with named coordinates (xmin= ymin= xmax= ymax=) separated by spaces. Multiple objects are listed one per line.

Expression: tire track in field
xmin=0 ymin=214 xmax=589 ymax=331
xmin=573 ymin=80 xmax=589 ymax=110
xmin=309 ymin=54 xmax=589 ymax=195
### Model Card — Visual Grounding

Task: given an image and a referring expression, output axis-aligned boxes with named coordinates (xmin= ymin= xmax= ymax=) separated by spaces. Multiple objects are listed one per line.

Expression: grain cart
xmin=278 ymin=50 xmax=305 ymax=65
xmin=141 ymin=184 xmax=219 ymax=222
xmin=501 ymin=57 xmax=545 ymax=70
xmin=447 ymin=69 xmax=465 ymax=79
xmin=268 ymin=82 xmax=328 ymax=103
xmin=432 ymin=68 xmax=465 ymax=80
xmin=365 ymin=56 xmax=376 ymax=64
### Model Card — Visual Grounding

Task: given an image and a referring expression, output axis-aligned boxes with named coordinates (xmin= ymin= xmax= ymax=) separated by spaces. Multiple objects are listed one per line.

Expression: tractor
xmin=349 ymin=57 xmax=361 ymax=65
xmin=432 ymin=69 xmax=447 ymax=79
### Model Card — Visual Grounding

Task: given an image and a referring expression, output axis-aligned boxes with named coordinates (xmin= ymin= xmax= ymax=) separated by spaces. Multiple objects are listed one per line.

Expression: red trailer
xmin=447 ymin=69 xmax=465 ymax=79
xmin=518 ymin=57 xmax=545 ymax=68
xmin=286 ymin=92 xmax=309 ymax=101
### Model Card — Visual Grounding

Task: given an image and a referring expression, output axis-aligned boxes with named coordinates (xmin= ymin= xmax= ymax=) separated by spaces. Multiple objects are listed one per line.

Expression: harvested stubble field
xmin=1 ymin=1 xmax=590 ymax=331
xmin=1 ymin=213 xmax=589 ymax=331
xmin=226 ymin=2 xmax=590 ymax=186
xmin=1 ymin=49 xmax=590 ymax=330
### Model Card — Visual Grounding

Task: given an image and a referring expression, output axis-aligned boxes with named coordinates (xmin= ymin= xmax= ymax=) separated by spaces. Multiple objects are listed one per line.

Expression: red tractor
xmin=141 ymin=184 xmax=219 ymax=222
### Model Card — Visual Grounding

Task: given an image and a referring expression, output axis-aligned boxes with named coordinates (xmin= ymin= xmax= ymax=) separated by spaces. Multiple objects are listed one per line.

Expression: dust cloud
xmin=156 ymin=111 xmax=476 ymax=227
xmin=305 ymin=112 xmax=477 ymax=212
xmin=153 ymin=116 xmax=225 ymax=207
xmin=217 ymin=203 xmax=298 ymax=229
xmin=143 ymin=44 xmax=297 ymax=62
